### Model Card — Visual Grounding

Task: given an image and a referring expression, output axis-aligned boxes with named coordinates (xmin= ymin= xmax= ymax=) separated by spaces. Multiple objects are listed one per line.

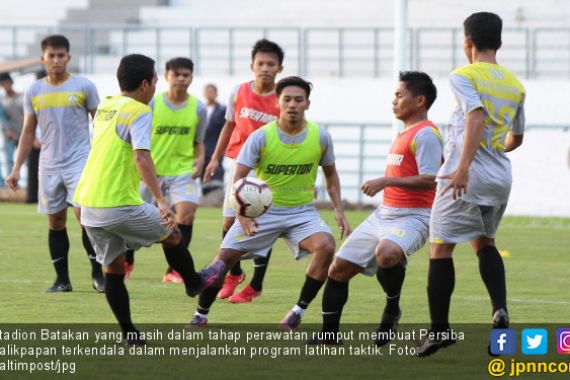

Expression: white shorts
xmin=430 ymin=183 xmax=507 ymax=244
xmin=222 ymin=159 xmax=256 ymax=218
xmin=221 ymin=204 xmax=333 ymax=260
xmin=84 ymin=203 xmax=171 ymax=266
xmin=140 ymin=173 xmax=200 ymax=206
xmin=336 ymin=206 xmax=430 ymax=276
xmin=38 ymin=169 xmax=82 ymax=214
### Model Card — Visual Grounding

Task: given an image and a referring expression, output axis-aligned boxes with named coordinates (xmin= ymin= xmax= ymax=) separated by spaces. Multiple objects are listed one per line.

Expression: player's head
xmin=117 ymin=54 xmax=157 ymax=104
xmin=463 ymin=12 xmax=502 ymax=61
xmin=393 ymin=71 xmax=437 ymax=122
xmin=0 ymin=73 xmax=13 ymax=91
xmin=40 ymin=35 xmax=71 ymax=76
xmin=164 ymin=57 xmax=193 ymax=92
xmin=275 ymin=76 xmax=312 ymax=124
xmin=204 ymin=83 xmax=218 ymax=105
xmin=250 ymin=39 xmax=284 ymax=86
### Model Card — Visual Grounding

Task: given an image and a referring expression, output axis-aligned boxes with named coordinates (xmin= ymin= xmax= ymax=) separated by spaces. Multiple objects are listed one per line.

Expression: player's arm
xmin=362 ymin=175 xmax=436 ymax=197
xmin=504 ymin=97 xmax=525 ymax=152
xmin=192 ymin=102 xmax=208 ymax=179
xmin=6 ymin=113 xmax=37 ymax=190
xmin=192 ymin=142 xmax=205 ymax=179
xmin=322 ymin=164 xmax=351 ymax=239
xmin=203 ymin=120 xmax=236 ymax=182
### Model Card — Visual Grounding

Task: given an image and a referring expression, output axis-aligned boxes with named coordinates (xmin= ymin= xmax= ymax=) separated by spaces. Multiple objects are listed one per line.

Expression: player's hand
xmin=361 ymin=177 xmax=388 ymax=197
xmin=6 ymin=128 xmax=15 ymax=141
xmin=439 ymin=168 xmax=469 ymax=200
xmin=157 ymin=199 xmax=176 ymax=230
xmin=6 ymin=169 xmax=20 ymax=191
xmin=192 ymin=157 xmax=205 ymax=180
xmin=238 ymin=215 xmax=258 ymax=236
xmin=203 ymin=160 xmax=219 ymax=184
xmin=32 ymin=138 xmax=42 ymax=149
xmin=335 ymin=211 xmax=352 ymax=240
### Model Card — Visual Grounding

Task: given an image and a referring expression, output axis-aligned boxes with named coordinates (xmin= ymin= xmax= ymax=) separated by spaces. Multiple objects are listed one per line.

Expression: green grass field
xmin=1 ymin=203 xmax=570 ymax=380
xmin=1 ymin=202 xmax=569 ymax=324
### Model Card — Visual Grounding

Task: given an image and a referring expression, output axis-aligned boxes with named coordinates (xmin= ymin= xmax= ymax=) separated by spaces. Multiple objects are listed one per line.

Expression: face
xmin=204 ymin=86 xmax=217 ymax=104
xmin=277 ymin=86 xmax=310 ymax=124
xmin=392 ymin=81 xmax=423 ymax=122
xmin=250 ymin=52 xmax=282 ymax=85
xmin=142 ymin=71 xmax=158 ymax=104
xmin=0 ymin=80 xmax=12 ymax=92
xmin=41 ymin=46 xmax=70 ymax=75
xmin=165 ymin=67 xmax=192 ymax=91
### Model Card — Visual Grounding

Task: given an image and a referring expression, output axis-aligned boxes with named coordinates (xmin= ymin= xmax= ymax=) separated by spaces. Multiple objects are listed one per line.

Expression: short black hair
xmin=205 ymin=83 xmax=217 ymax=92
xmin=251 ymin=39 xmax=284 ymax=65
xmin=41 ymin=35 xmax=70 ymax=52
xmin=165 ymin=57 xmax=194 ymax=73
xmin=276 ymin=76 xmax=312 ymax=98
xmin=464 ymin=12 xmax=502 ymax=51
xmin=0 ymin=72 xmax=12 ymax=83
xmin=399 ymin=71 xmax=437 ymax=110
xmin=117 ymin=54 xmax=155 ymax=92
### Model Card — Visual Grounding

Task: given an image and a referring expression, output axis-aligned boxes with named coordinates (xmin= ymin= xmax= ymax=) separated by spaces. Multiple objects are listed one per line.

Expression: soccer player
xmin=203 ymin=39 xmax=284 ymax=303
xmin=417 ymin=12 xmax=525 ymax=357
xmin=310 ymin=72 xmax=442 ymax=345
xmin=126 ymin=57 xmax=207 ymax=283
xmin=72 ymin=54 xmax=221 ymax=343
xmin=190 ymin=76 xmax=351 ymax=328
xmin=6 ymin=35 xmax=104 ymax=293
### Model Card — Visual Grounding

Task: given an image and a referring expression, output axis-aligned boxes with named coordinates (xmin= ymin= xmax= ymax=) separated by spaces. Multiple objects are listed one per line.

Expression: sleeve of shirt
xmin=195 ymin=101 xmax=207 ymax=143
xmin=510 ymin=94 xmax=525 ymax=135
xmin=85 ymin=80 xmax=100 ymax=110
xmin=236 ymin=129 xmax=266 ymax=169
xmin=23 ymin=87 xmax=35 ymax=116
xmin=224 ymin=84 xmax=240 ymax=122
xmin=413 ymin=127 xmax=444 ymax=176
xmin=129 ymin=112 xmax=152 ymax=151
xmin=319 ymin=127 xmax=335 ymax=166
xmin=449 ymin=73 xmax=483 ymax=115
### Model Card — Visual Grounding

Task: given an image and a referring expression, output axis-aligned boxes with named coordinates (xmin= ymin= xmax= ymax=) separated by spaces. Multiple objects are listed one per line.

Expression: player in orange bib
xmin=309 ymin=72 xmax=443 ymax=345
xmin=201 ymin=39 xmax=283 ymax=306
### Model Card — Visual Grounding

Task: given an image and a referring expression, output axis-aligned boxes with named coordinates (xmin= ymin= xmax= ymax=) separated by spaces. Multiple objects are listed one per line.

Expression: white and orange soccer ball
xmin=229 ymin=177 xmax=272 ymax=218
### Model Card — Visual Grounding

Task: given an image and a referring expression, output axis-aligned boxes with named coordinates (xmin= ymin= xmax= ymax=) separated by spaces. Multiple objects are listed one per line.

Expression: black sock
xmin=226 ymin=229 xmax=243 ymax=276
xmin=322 ymin=278 xmax=349 ymax=333
xmin=250 ymin=249 xmax=272 ymax=291
xmin=125 ymin=250 xmax=135 ymax=265
xmin=162 ymin=241 xmax=201 ymax=290
xmin=49 ymin=229 xmax=70 ymax=284
xmin=104 ymin=273 xmax=137 ymax=338
xmin=376 ymin=262 xmax=406 ymax=315
xmin=82 ymin=229 xmax=102 ymax=277
xmin=296 ymin=275 xmax=326 ymax=310
xmin=197 ymin=287 xmax=221 ymax=315
xmin=178 ymin=224 xmax=193 ymax=248
xmin=427 ymin=258 xmax=455 ymax=332
xmin=477 ymin=245 xmax=507 ymax=313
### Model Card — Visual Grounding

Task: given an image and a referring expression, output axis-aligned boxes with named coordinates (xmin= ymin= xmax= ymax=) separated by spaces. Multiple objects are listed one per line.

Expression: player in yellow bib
xmin=73 ymin=54 xmax=222 ymax=344
xmin=125 ymin=58 xmax=206 ymax=283
xmin=189 ymin=76 xmax=352 ymax=329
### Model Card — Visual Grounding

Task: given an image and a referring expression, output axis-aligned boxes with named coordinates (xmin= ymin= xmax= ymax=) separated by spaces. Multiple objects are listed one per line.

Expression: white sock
xmin=292 ymin=305 xmax=304 ymax=317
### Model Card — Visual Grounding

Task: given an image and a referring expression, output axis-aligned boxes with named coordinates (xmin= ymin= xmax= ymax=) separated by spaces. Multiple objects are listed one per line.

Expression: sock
xmin=477 ymin=245 xmax=507 ymax=313
xmin=250 ymin=248 xmax=273 ymax=291
xmin=178 ymin=224 xmax=193 ymax=249
xmin=82 ymin=229 xmax=102 ymax=277
xmin=162 ymin=241 xmax=201 ymax=290
xmin=49 ymin=229 xmax=70 ymax=284
xmin=321 ymin=278 xmax=349 ymax=333
xmin=104 ymin=273 xmax=137 ymax=338
xmin=427 ymin=258 xmax=455 ymax=332
xmin=197 ymin=286 xmax=221 ymax=315
xmin=226 ymin=229 xmax=243 ymax=276
xmin=125 ymin=250 xmax=135 ymax=265
xmin=376 ymin=262 xmax=406 ymax=315
xmin=296 ymin=275 xmax=326 ymax=310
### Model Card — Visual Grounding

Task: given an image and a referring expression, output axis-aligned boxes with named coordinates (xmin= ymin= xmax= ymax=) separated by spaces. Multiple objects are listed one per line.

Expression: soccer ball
xmin=229 ymin=177 xmax=272 ymax=218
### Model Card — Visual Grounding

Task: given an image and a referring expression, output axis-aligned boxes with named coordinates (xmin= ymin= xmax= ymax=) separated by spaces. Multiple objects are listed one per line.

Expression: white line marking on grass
xmin=457 ymin=295 xmax=570 ymax=306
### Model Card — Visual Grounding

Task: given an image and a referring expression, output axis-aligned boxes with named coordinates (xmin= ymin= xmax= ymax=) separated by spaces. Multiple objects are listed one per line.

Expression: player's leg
xmin=46 ymin=209 xmax=72 ymax=292
xmin=72 ymin=207 xmax=105 ymax=293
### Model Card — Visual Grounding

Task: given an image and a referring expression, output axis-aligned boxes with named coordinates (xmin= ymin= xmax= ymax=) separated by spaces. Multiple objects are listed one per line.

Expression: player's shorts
xmin=221 ymin=204 xmax=333 ymax=260
xmin=336 ymin=206 xmax=430 ymax=276
xmin=222 ymin=159 xmax=256 ymax=218
xmin=83 ymin=203 xmax=171 ymax=266
xmin=38 ymin=168 xmax=83 ymax=214
xmin=429 ymin=182 xmax=507 ymax=244
xmin=140 ymin=173 xmax=200 ymax=206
